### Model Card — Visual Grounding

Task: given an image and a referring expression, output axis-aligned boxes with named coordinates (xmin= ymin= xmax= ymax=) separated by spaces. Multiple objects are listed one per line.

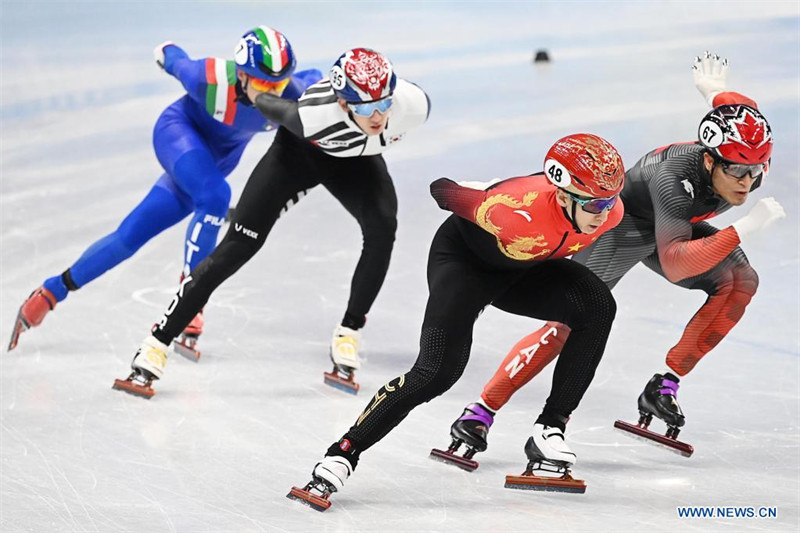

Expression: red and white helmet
xmin=544 ymin=134 xmax=625 ymax=197
xmin=698 ymin=104 xmax=773 ymax=164
xmin=329 ymin=48 xmax=396 ymax=103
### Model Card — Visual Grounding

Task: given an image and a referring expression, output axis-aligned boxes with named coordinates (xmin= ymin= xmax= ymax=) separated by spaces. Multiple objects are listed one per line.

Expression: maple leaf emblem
xmin=732 ymin=108 xmax=768 ymax=148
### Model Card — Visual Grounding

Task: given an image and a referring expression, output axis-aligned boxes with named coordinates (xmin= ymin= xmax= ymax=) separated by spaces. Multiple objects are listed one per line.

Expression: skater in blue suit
xmin=8 ymin=26 xmax=322 ymax=351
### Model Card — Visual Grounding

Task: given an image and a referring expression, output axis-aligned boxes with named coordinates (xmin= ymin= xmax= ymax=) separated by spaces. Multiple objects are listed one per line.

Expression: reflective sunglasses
xmin=566 ymin=191 xmax=618 ymax=214
xmin=719 ymin=161 xmax=764 ymax=180
xmin=249 ymin=76 xmax=290 ymax=95
xmin=347 ymin=97 xmax=393 ymax=117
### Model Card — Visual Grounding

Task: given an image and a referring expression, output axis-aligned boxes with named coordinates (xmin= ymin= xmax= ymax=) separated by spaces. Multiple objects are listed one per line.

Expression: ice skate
xmin=323 ymin=325 xmax=362 ymax=395
xmin=505 ymin=423 xmax=586 ymax=493
xmin=7 ymin=287 xmax=57 ymax=351
xmin=614 ymin=372 xmax=694 ymax=457
xmin=112 ymin=336 xmax=168 ymax=399
xmin=430 ymin=403 xmax=494 ymax=471
xmin=173 ymin=311 xmax=203 ymax=362
xmin=287 ymin=456 xmax=353 ymax=512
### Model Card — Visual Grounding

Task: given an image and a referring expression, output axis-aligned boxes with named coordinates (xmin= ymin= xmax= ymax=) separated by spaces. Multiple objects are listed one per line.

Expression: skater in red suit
xmin=442 ymin=52 xmax=786 ymax=460
xmin=288 ymin=132 xmax=628 ymax=510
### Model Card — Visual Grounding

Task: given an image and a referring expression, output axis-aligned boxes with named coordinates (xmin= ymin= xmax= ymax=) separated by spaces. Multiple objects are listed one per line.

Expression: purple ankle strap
xmin=460 ymin=403 xmax=494 ymax=426
xmin=660 ymin=378 xmax=679 ymax=397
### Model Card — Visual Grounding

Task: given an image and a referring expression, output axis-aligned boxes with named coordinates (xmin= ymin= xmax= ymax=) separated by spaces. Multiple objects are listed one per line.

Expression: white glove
xmin=731 ymin=197 xmax=786 ymax=239
xmin=153 ymin=40 xmax=174 ymax=70
xmin=692 ymin=51 xmax=728 ymax=106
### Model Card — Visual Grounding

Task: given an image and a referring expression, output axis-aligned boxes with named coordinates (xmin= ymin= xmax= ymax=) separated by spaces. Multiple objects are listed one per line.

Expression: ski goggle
xmin=566 ymin=191 xmax=618 ymax=214
xmin=248 ymin=76 xmax=290 ymax=95
xmin=346 ymin=97 xmax=393 ymax=117
xmin=719 ymin=161 xmax=765 ymax=180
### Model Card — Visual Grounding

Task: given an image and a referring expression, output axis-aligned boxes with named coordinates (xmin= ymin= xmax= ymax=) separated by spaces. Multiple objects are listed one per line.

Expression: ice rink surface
xmin=1 ymin=1 xmax=799 ymax=531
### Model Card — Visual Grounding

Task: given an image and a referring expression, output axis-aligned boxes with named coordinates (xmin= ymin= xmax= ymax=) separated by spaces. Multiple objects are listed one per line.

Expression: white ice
xmin=1 ymin=2 xmax=798 ymax=532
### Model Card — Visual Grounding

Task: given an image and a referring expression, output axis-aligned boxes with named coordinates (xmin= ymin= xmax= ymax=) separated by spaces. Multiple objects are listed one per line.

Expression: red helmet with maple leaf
xmin=698 ymin=104 xmax=773 ymax=164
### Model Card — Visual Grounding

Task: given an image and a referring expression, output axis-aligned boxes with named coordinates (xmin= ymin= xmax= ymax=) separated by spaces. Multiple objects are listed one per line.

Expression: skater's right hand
xmin=153 ymin=41 xmax=175 ymax=71
xmin=693 ymin=51 xmax=728 ymax=106
xmin=732 ymin=197 xmax=786 ymax=239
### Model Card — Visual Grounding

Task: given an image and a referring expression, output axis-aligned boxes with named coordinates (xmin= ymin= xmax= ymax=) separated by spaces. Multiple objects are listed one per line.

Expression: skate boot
xmin=112 ymin=336 xmax=169 ymax=399
xmin=613 ymin=372 xmax=693 ymax=456
xmin=8 ymin=287 xmax=57 ymax=351
xmin=174 ymin=311 xmax=203 ymax=362
xmin=430 ymin=403 xmax=494 ymax=471
xmin=287 ymin=455 xmax=354 ymax=512
xmin=323 ymin=325 xmax=362 ymax=394
xmin=505 ymin=423 xmax=586 ymax=493
xmin=637 ymin=372 xmax=685 ymax=431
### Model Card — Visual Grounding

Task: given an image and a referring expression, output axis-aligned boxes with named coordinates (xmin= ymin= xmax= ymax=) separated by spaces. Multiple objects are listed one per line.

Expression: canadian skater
xmin=440 ymin=52 xmax=784 ymax=459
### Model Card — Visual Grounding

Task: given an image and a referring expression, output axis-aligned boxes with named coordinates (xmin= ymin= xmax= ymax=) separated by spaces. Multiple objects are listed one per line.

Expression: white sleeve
xmin=391 ymin=78 xmax=430 ymax=132
xmin=456 ymin=179 xmax=502 ymax=190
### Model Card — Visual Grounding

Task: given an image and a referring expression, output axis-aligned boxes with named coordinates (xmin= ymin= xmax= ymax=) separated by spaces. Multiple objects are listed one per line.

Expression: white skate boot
xmin=330 ymin=325 xmax=362 ymax=370
xmin=527 ymin=423 xmax=576 ymax=467
xmin=287 ymin=455 xmax=354 ymax=512
xmin=505 ymin=423 xmax=585 ymax=493
xmin=324 ymin=325 xmax=362 ymax=394
xmin=112 ymin=336 xmax=169 ymax=399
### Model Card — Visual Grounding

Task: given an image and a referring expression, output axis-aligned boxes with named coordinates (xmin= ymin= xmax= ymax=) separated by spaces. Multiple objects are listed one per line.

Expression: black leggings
xmin=153 ymin=127 xmax=398 ymax=343
xmin=331 ymin=216 xmax=617 ymax=463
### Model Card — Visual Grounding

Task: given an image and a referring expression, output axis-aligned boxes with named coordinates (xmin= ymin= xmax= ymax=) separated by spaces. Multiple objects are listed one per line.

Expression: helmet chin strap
xmin=561 ymin=201 xmax=583 ymax=234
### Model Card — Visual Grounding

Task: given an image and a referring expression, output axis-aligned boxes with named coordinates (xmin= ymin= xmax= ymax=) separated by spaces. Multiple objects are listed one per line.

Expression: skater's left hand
xmin=693 ymin=51 xmax=728 ymax=106
xmin=153 ymin=41 xmax=175 ymax=71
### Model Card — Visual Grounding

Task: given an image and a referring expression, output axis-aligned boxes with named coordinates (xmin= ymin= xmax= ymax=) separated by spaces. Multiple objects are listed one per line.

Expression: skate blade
xmin=505 ymin=472 xmax=586 ymax=493
xmin=323 ymin=369 xmax=360 ymax=395
xmin=614 ymin=420 xmax=694 ymax=457
xmin=429 ymin=448 xmax=479 ymax=472
xmin=112 ymin=377 xmax=155 ymax=399
xmin=173 ymin=336 xmax=201 ymax=362
xmin=7 ymin=311 xmax=29 ymax=352
xmin=287 ymin=486 xmax=331 ymax=512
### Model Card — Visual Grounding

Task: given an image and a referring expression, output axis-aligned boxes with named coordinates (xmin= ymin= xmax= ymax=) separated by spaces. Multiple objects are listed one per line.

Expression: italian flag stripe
xmin=223 ymin=61 xmax=237 ymax=125
xmin=253 ymin=27 xmax=272 ymax=71
xmin=213 ymin=58 xmax=228 ymax=122
xmin=205 ymin=59 xmax=218 ymax=116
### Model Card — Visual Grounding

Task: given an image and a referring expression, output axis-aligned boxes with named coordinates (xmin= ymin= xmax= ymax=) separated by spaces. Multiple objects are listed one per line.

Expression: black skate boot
xmin=430 ymin=403 xmax=494 ymax=471
xmin=638 ymin=372 xmax=685 ymax=433
xmin=614 ymin=372 xmax=693 ymax=456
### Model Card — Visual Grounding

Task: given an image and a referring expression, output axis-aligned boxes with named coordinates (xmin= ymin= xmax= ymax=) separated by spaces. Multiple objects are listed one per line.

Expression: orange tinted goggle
xmin=249 ymin=76 xmax=290 ymax=94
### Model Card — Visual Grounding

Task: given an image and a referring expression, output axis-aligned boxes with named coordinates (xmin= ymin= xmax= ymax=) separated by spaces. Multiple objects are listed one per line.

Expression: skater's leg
xmin=492 ymin=259 xmax=617 ymax=430
xmin=42 ymin=178 xmax=192 ymax=302
xmin=326 ymin=219 xmax=513 ymax=464
xmin=479 ymin=322 xmax=569 ymax=411
xmin=478 ymin=215 xmax=650 ymax=412
xmin=323 ymin=155 xmax=397 ymax=329
xmin=151 ymin=132 xmax=320 ymax=345
xmin=170 ymin=149 xmax=232 ymax=276
xmin=644 ymin=222 xmax=759 ymax=376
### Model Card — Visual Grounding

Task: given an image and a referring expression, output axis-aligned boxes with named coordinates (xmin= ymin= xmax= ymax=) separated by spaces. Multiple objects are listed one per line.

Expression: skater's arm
xmin=286 ymin=69 xmax=324 ymax=96
xmin=253 ymin=93 xmax=303 ymax=137
xmin=430 ymin=178 xmax=488 ymax=221
xmin=651 ymin=173 xmax=740 ymax=283
xmin=692 ymin=52 xmax=758 ymax=109
xmin=159 ymin=45 xmax=207 ymax=98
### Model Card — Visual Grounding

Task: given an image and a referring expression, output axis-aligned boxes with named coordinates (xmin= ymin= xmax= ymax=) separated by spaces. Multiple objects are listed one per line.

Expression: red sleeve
xmin=658 ymin=226 xmax=742 ymax=282
xmin=650 ymin=172 xmax=742 ymax=282
xmin=429 ymin=178 xmax=487 ymax=221
xmin=711 ymin=91 xmax=758 ymax=109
